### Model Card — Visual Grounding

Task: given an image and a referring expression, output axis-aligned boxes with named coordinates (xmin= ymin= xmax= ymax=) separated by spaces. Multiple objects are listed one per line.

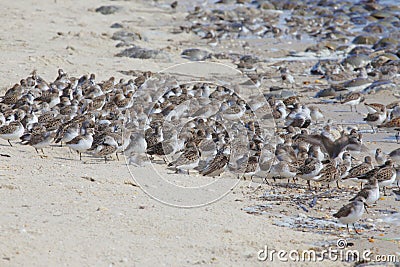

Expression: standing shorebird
xmin=66 ymin=128 xmax=95 ymax=161
xmin=269 ymin=160 xmax=297 ymax=187
xmin=200 ymin=145 xmax=230 ymax=177
xmin=341 ymin=92 xmax=364 ymax=112
xmin=313 ymin=158 xmax=341 ymax=189
xmin=375 ymin=148 xmax=387 ymax=166
xmin=333 ymin=196 xmax=366 ymax=234
xmin=356 ymin=160 xmax=395 ymax=195
xmin=342 ymin=156 xmax=373 ymax=183
xmin=279 ymin=67 xmax=295 ymax=88
xmin=219 ymin=99 xmax=247 ymax=121
xmin=337 ymin=152 xmax=353 ymax=186
xmin=388 ymin=147 xmax=400 ymax=164
xmin=350 ymin=178 xmax=379 ymax=207
xmin=168 ymin=141 xmax=200 ymax=175
xmin=20 ymin=126 xmax=54 ymax=155
xmin=93 ymin=135 xmax=119 ymax=163
xmin=364 ymin=102 xmax=386 ymax=114
xmin=242 ymin=152 xmax=261 ymax=181
xmin=296 ymin=157 xmax=323 ymax=190
xmin=363 ymin=110 xmax=387 ymax=133
xmin=377 ymin=117 xmax=400 ymax=142
xmin=309 ymin=106 xmax=324 ymax=124
xmin=0 ymin=121 xmax=25 ymax=146
xmin=375 ymin=160 xmax=396 ymax=196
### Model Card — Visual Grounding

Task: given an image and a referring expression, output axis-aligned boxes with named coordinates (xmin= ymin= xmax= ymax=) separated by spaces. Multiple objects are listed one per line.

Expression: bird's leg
xmin=364 ymin=204 xmax=369 ymax=214
xmin=39 ymin=149 xmax=47 ymax=158
xmin=336 ymin=180 xmax=341 ymax=189
xmin=353 ymin=223 xmax=361 ymax=235
xmin=35 ymin=148 xmax=39 ymax=154
xmin=7 ymin=140 xmax=12 ymax=146
xmin=347 ymin=224 xmax=350 ymax=234
xmin=104 ymin=156 xmax=107 ymax=163
xmin=307 ymin=180 xmax=311 ymax=191
xmin=79 ymin=152 xmax=82 ymax=161
xmin=248 ymin=176 xmax=254 ymax=188
xmin=383 ymin=186 xmax=387 ymax=196
xmin=116 ymin=153 xmax=120 ymax=161
xmin=262 ymin=177 xmax=270 ymax=185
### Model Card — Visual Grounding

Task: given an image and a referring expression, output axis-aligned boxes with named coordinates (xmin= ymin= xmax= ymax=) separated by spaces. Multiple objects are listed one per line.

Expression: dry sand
xmin=1 ymin=0 xmax=399 ymax=266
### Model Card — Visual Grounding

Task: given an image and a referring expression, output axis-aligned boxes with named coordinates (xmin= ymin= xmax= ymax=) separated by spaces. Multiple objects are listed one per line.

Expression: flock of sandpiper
xmin=1 ymin=0 xmax=400 ymax=235
xmin=0 ymin=67 xmax=400 ymax=234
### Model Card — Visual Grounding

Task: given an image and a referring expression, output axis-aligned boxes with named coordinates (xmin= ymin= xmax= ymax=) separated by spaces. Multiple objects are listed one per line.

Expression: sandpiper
xmin=242 ymin=152 xmax=261 ymax=181
xmin=125 ymin=132 xmax=148 ymax=167
xmin=168 ymin=141 xmax=200 ymax=174
xmin=297 ymin=157 xmax=323 ymax=190
xmin=272 ymin=103 xmax=288 ymax=121
xmin=342 ymin=156 xmax=373 ymax=186
xmin=375 ymin=148 xmax=387 ymax=166
xmin=239 ymin=74 xmax=265 ymax=88
xmin=333 ymin=196 xmax=366 ymax=234
xmin=54 ymin=123 xmax=80 ymax=146
xmin=350 ymin=178 xmax=379 ymax=206
xmin=20 ymin=127 xmax=55 ymax=155
xmin=341 ymin=92 xmax=364 ymax=112
xmin=363 ymin=111 xmax=386 ymax=133
xmin=93 ymin=135 xmax=119 ymax=163
xmin=0 ymin=121 xmax=25 ymax=146
xmin=377 ymin=117 xmax=400 ymax=136
xmin=279 ymin=67 xmax=295 ymax=88
xmin=375 ymin=160 xmax=396 ymax=196
xmin=295 ymin=130 xmax=364 ymax=159
xmin=197 ymin=129 xmax=217 ymax=161
xmin=364 ymin=102 xmax=386 ymax=114
xmin=201 ymin=145 xmax=230 ymax=177
xmin=338 ymin=152 xmax=353 ymax=182
xmin=313 ymin=159 xmax=340 ymax=189
xmin=388 ymin=148 xmax=400 ymax=164
xmin=269 ymin=160 xmax=297 ymax=186
xmin=309 ymin=106 xmax=324 ymax=124
xmin=66 ymin=128 xmax=95 ymax=161
xmin=220 ymin=99 xmax=247 ymax=121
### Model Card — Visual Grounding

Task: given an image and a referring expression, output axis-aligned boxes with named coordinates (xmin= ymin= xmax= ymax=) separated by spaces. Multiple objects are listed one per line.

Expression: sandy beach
xmin=1 ymin=0 xmax=400 ymax=266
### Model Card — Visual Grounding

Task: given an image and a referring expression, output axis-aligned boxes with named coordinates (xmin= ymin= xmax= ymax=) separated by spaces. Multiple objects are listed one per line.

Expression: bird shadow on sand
xmin=53 ymin=156 xmax=80 ymax=161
